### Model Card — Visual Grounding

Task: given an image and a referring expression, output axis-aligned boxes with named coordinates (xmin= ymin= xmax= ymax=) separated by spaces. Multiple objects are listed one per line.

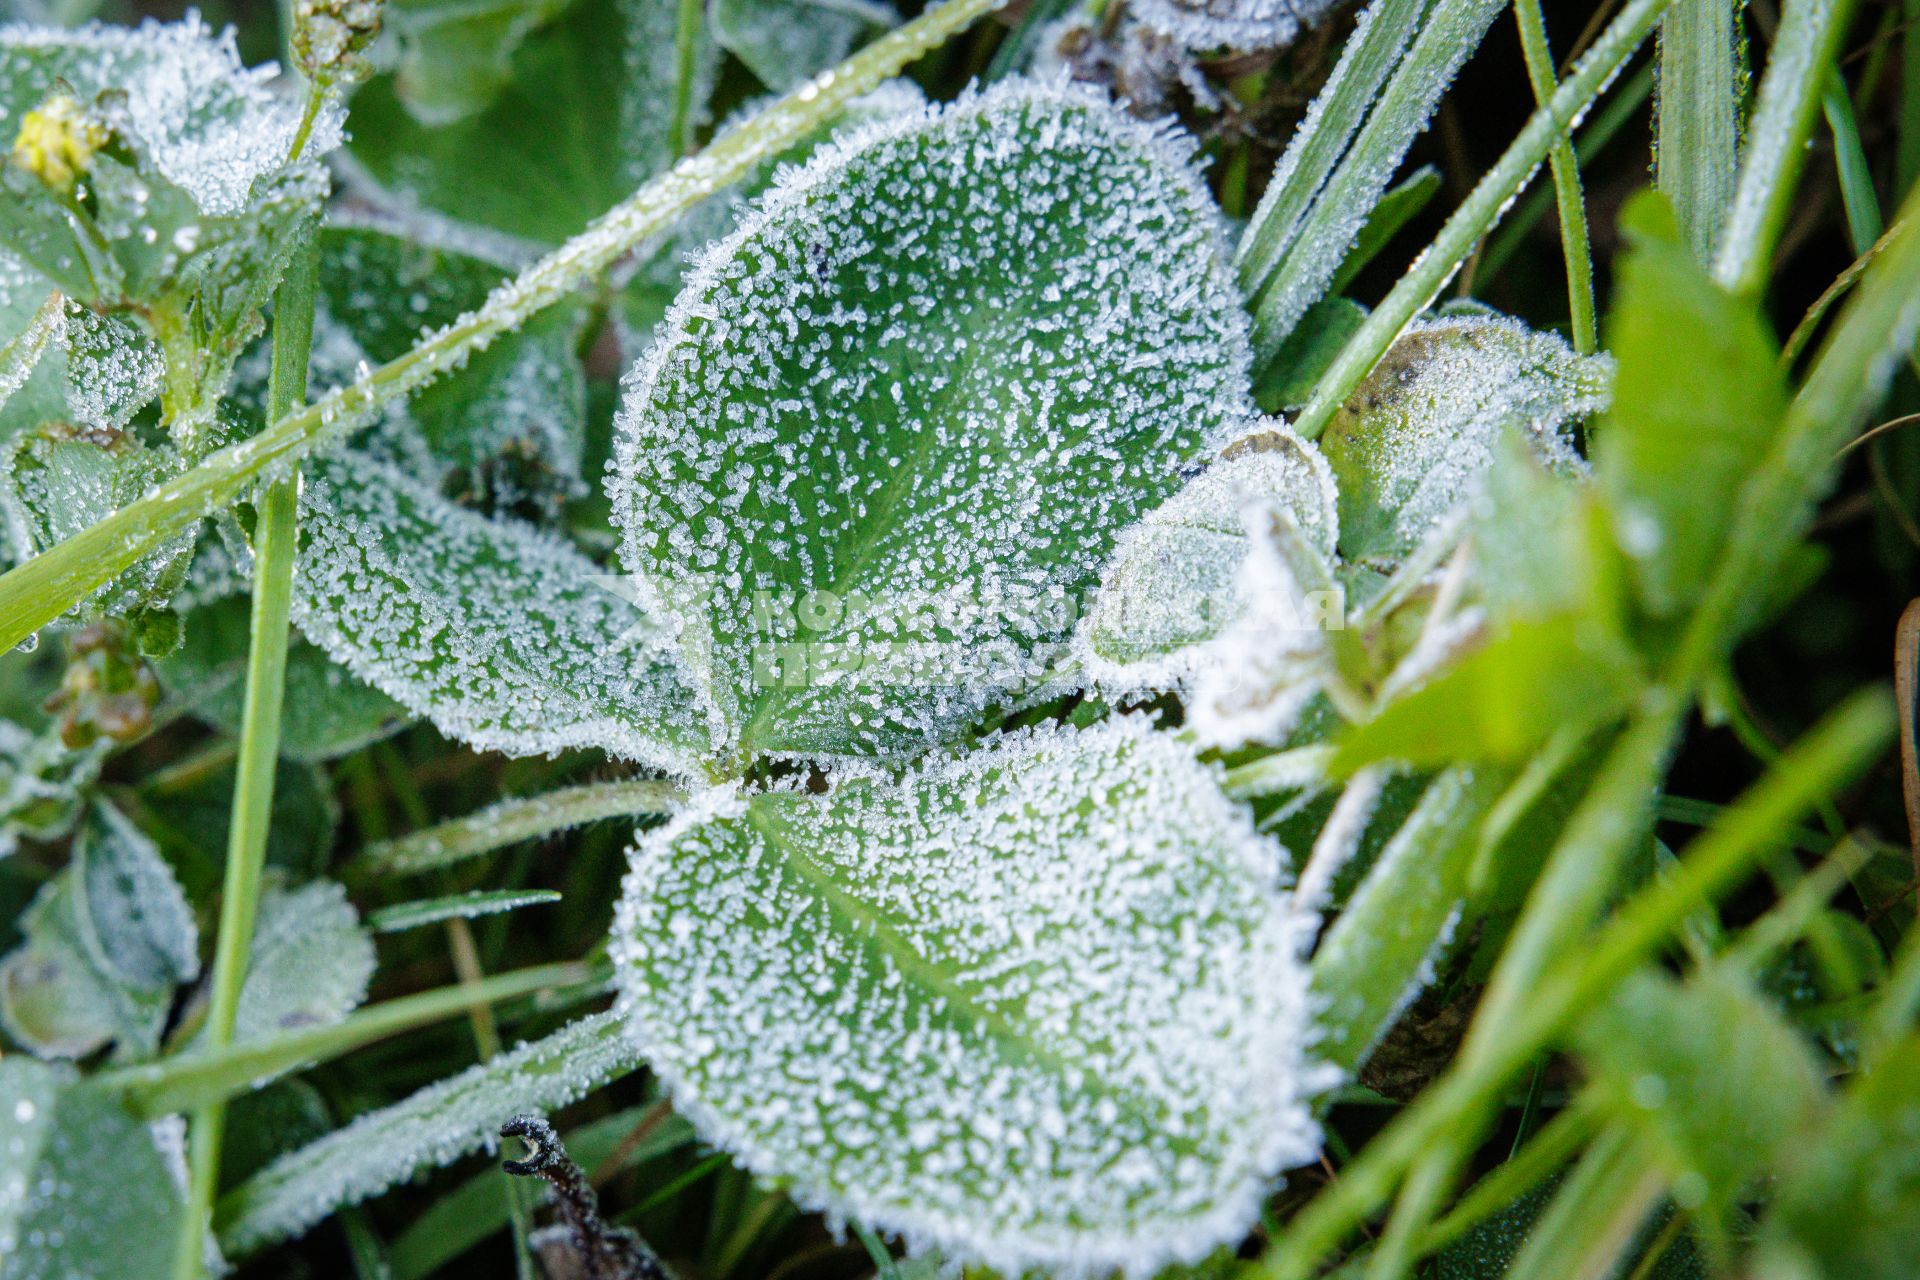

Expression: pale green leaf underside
xmin=1321 ymin=313 xmax=1611 ymax=563
xmin=611 ymin=719 xmax=1327 ymax=1274
xmin=292 ymin=453 xmax=713 ymax=776
xmin=614 ymin=79 xmax=1255 ymax=765
xmin=218 ymin=1011 xmax=639 ymax=1256
xmin=1077 ymin=422 xmax=1338 ymax=680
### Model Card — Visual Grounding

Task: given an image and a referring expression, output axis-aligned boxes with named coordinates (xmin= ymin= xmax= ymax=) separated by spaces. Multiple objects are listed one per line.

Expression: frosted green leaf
xmin=0 ymin=18 xmax=337 ymax=220
xmin=218 ymin=1011 xmax=640 ymax=1256
xmin=71 ymin=798 xmax=199 ymax=992
xmin=0 ymin=18 xmax=339 ymax=398
xmin=224 ymin=879 xmax=375 ymax=1045
xmin=0 ymin=1058 xmax=184 ymax=1280
xmin=712 ymin=0 xmax=893 ymax=91
xmin=293 ymin=453 xmax=714 ymax=774
xmin=346 ymin=0 xmax=715 ymax=246
xmin=613 ymin=79 xmax=1256 ymax=764
xmin=611 ymin=719 xmax=1329 ymax=1274
xmin=1077 ymin=422 xmax=1337 ymax=684
xmin=384 ymin=0 xmax=572 ymax=123
xmin=1320 ymin=314 xmax=1612 ymax=564
xmin=1128 ymin=0 xmax=1337 ymax=52
xmin=1185 ymin=501 xmax=1345 ymax=749
xmin=0 ymin=251 xmax=164 ymax=442
xmin=0 ymin=718 xmax=104 ymax=858
xmin=314 ymin=223 xmax=591 ymax=508
xmin=617 ymin=81 xmax=925 ymax=349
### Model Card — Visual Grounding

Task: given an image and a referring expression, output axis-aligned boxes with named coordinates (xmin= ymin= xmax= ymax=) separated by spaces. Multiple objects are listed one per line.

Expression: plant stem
xmin=1655 ymin=0 xmax=1743 ymax=262
xmin=1512 ymin=0 xmax=1598 ymax=352
xmin=0 ymin=0 xmax=1003 ymax=654
xmin=171 ymin=231 xmax=318 ymax=1280
xmin=1713 ymin=0 xmax=1858 ymax=296
xmin=106 ymin=960 xmax=603 ymax=1117
xmin=668 ymin=0 xmax=704 ymax=155
xmin=1290 ymin=0 xmax=1673 ymax=442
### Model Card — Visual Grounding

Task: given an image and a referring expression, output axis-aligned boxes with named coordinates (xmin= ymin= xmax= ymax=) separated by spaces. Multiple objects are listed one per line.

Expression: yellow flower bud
xmin=10 ymin=93 xmax=106 ymax=191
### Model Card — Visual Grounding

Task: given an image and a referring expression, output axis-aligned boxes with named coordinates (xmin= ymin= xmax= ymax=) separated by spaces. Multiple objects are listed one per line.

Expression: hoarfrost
xmin=711 ymin=0 xmax=895 ymax=92
xmin=219 ymin=1011 xmax=639 ymax=1256
xmin=1127 ymin=0 xmax=1340 ymax=53
xmin=1320 ymin=313 xmax=1612 ymax=563
xmin=0 ymin=16 xmax=341 ymax=217
xmin=1187 ymin=502 xmax=1340 ymax=749
xmin=1076 ymin=421 xmax=1337 ymax=685
xmin=613 ymin=77 xmax=1255 ymax=764
xmin=611 ymin=718 xmax=1332 ymax=1276
xmin=293 ymin=453 xmax=714 ymax=775
xmin=227 ymin=880 xmax=375 ymax=1045
xmin=72 ymin=800 xmax=199 ymax=993
xmin=367 ymin=888 xmax=561 ymax=934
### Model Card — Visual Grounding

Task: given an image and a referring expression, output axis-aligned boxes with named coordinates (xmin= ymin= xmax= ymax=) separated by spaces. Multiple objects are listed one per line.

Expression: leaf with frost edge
xmin=611 ymin=76 xmax=1257 ymax=766
xmin=292 ymin=453 xmax=717 ymax=778
xmin=610 ymin=717 xmax=1333 ymax=1276
xmin=1074 ymin=419 xmax=1339 ymax=691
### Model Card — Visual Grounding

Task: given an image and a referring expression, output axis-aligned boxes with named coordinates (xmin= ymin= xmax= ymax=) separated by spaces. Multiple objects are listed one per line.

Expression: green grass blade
xmin=1259 ymin=688 xmax=1894 ymax=1280
xmin=362 ymin=778 xmax=685 ymax=874
xmin=173 ymin=229 xmax=319 ymax=1280
xmin=1655 ymin=0 xmax=1744 ymax=261
xmin=1513 ymin=0 xmax=1599 ymax=352
xmin=1713 ymin=0 xmax=1859 ymax=295
xmin=1290 ymin=0 xmax=1674 ymax=441
xmin=1823 ymin=71 xmax=1885 ymax=255
xmin=1235 ymin=0 xmax=1427 ymax=301
xmin=1248 ymin=0 xmax=1507 ymax=358
xmin=99 ymin=960 xmax=602 ymax=1116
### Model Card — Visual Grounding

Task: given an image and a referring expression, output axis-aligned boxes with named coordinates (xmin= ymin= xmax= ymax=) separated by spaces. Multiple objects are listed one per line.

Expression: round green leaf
xmin=613 ymin=79 xmax=1257 ymax=765
xmin=611 ymin=719 xmax=1329 ymax=1273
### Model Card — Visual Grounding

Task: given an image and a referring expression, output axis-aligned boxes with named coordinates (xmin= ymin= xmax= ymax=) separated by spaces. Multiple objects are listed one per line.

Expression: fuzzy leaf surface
xmin=611 ymin=719 xmax=1326 ymax=1274
xmin=613 ymin=81 xmax=1255 ymax=763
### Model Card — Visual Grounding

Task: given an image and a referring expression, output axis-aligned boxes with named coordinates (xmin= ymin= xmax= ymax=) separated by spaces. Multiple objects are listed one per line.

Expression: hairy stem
xmin=0 ymin=0 xmax=1004 ymax=653
xmin=362 ymin=777 xmax=685 ymax=874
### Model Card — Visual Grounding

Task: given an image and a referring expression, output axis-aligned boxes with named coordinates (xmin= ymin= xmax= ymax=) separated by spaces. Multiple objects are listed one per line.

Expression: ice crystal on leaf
xmin=1320 ymin=313 xmax=1612 ymax=564
xmin=613 ymin=78 xmax=1255 ymax=765
xmin=610 ymin=718 xmax=1330 ymax=1276
xmin=0 ymin=18 xmax=339 ymax=374
xmin=1077 ymin=421 xmax=1337 ymax=683
xmin=1126 ymin=0 xmax=1339 ymax=53
xmin=293 ymin=453 xmax=714 ymax=775
xmin=220 ymin=1012 xmax=639 ymax=1256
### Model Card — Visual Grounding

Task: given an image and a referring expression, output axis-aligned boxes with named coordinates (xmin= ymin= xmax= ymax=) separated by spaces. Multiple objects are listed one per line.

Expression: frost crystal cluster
xmin=613 ymin=78 xmax=1254 ymax=764
xmin=612 ymin=719 xmax=1329 ymax=1275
